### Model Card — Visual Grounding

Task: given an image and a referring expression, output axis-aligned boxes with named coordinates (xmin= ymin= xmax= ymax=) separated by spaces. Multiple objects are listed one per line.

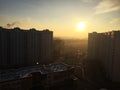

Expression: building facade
xmin=88 ymin=31 xmax=120 ymax=82
xmin=0 ymin=63 xmax=74 ymax=90
xmin=0 ymin=27 xmax=53 ymax=68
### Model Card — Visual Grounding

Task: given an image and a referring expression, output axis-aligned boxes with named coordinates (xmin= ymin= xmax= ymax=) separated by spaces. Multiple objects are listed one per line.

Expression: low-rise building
xmin=0 ymin=63 xmax=74 ymax=90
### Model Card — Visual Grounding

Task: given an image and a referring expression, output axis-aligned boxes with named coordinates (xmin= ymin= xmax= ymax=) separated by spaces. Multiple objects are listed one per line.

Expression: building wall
xmin=40 ymin=30 xmax=53 ymax=63
xmin=0 ymin=27 xmax=53 ymax=68
xmin=0 ymin=76 xmax=32 ymax=90
xmin=88 ymin=31 xmax=120 ymax=82
xmin=112 ymin=32 xmax=120 ymax=81
xmin=88 ymin=32 xmax=97 ymax=60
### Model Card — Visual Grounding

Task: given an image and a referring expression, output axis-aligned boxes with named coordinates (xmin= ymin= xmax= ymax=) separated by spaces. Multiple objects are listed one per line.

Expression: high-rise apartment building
xmin=88 ymin=31 xmax=120 ymax=82
xmin=0 ymin=27 xmax=53 ymax=68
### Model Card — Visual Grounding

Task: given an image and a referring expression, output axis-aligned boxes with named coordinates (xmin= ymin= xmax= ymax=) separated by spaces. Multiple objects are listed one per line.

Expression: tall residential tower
xmin=0 ymin=27 xmax=53 ymax=68
xmin=88 ymin=31 xmax=120 ymax=82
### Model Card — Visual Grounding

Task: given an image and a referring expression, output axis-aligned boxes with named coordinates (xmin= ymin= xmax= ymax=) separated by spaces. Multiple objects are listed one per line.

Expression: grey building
xmin=88 ymin=31 xmax=120 ymax=82
xmin=0 ymin=27 xmax=53 ymax=68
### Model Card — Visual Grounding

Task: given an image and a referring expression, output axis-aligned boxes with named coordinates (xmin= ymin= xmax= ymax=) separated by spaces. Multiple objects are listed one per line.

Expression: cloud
xmin=21 ymin=18 xmax=33 ymax=24
xmin=4 ymin=18 xmax=36 ymax=29
xmin=110 ymin=18 xmax=120 ymax=24
xmin=81 ymin=0 xmax=96 ymax=3
xmin=6 ymin=21 xmax=21 ymax=28
xmin=1 ymin=16 xmax=40 ymax=29
xmin=95 ymin=0 xmax=120 ymax=14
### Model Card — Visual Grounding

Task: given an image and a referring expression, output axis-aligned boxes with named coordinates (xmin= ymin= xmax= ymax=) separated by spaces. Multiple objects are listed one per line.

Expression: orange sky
xmin=0 ymin=0 xmax=120 ymax=39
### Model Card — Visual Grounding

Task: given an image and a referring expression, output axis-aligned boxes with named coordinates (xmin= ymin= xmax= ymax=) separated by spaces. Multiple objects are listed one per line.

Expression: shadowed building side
xmin=88 ymin=31 xmax=120 ymax=82
xmin=0 ymin=27 xmax=53 ymax=68
xmin=40 ymin=29 xmax=53 ymax=63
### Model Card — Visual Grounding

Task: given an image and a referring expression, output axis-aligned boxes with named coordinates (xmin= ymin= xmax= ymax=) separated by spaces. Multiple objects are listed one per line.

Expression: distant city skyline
xmin=0 ymin=0 xmax=120 ymax=38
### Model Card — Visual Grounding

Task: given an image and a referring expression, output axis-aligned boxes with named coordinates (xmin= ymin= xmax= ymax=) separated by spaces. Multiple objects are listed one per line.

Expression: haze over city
xmin=1 ymin=0 xmax=120 ymax=90
xmin=0 ymin=0 xmax=120 ymax=38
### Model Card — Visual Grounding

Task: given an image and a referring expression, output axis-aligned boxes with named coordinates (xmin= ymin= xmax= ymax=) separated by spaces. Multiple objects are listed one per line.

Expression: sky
xmin=0 ymin=0 xmax=120 ymax=39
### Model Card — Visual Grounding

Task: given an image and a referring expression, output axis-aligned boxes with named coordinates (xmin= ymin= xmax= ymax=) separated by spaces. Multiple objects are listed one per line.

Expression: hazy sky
xmin=0 ymin=0 xmax=120 ymax=38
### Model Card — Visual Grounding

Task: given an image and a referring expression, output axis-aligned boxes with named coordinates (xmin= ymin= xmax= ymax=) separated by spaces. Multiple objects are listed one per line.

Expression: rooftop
xmin=0 ymin=27 xmax=52 ymax=32
xmin=0 ymin=63 xmax=73 ymax=82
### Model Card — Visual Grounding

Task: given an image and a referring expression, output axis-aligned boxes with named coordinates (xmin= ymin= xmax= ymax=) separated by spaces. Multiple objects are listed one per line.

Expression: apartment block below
xmin=88 ymin=30 xmax=120 ymax=82
xmin=0 ymin=27 xmax=53 ymax=68
xmin=0 ymin=63 xmax=74 ymax=90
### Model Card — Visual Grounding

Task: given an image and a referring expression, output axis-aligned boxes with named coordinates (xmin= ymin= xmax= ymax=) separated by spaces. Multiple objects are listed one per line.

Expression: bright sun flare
xmin=77 ymin=22 xmax=86 ymax=31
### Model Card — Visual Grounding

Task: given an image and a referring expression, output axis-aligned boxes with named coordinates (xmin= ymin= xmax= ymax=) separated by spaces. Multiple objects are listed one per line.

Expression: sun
xmin=77 ymin=22 xmax=86 ymax=31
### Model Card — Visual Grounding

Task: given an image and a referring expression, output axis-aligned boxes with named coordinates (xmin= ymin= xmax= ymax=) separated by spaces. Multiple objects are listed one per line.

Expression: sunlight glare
xmin=77 ymin=22 xmax=86 ymax=31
